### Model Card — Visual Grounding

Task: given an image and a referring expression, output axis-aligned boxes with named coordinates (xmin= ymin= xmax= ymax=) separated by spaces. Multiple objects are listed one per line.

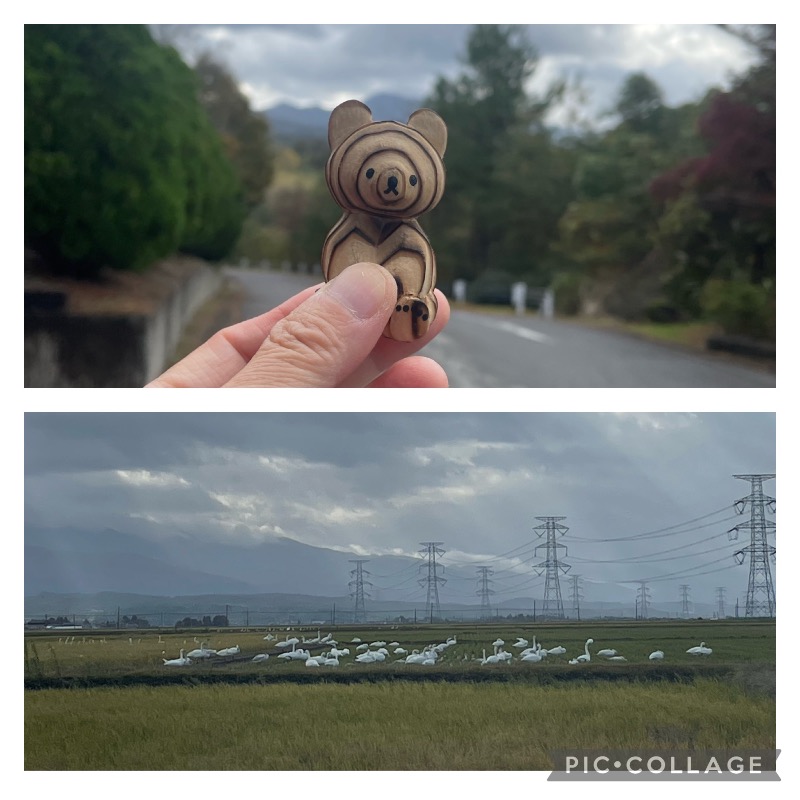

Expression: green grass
xmin=24 ymin=622 xmax=775 ymax=770
xmin=24 ymin=679 xmax=775 ymax=770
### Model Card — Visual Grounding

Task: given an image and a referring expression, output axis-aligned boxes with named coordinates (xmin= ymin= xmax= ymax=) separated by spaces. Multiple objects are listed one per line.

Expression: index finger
xmin=146 ymin=283 xmax=322 ymax=387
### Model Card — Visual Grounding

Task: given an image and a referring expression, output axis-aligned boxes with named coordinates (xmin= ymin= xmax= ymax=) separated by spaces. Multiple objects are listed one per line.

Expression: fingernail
xmin=323 ymin=264 xmax=389 ymax=320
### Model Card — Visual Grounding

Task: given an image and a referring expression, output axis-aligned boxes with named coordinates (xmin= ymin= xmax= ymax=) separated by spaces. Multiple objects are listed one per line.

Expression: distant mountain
xmin=263 ymin=93 xmax=422 ymax=143
xmin=24 ymin=545 xmax=261 ymax=597
xmin=25 ymin=524 xmax=719 ymax=619
xmin=24 ymin=523 xmax=428 ymax=598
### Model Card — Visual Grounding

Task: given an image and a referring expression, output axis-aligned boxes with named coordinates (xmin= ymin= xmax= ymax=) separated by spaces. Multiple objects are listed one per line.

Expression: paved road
xmin=225 ymin=268 xmax=776 ymax=389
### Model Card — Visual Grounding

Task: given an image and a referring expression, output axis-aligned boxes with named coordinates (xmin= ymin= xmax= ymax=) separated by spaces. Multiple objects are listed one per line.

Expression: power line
xmin=569 ymin=529 xmax=729 ymax=563
xmin=568 ymin=506 xmax=735 ymax=543
xmin=570 ymin=537 xmax=736 ymax=566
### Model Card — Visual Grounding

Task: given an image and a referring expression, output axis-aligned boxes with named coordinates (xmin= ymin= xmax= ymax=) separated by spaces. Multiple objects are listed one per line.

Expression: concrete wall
xmin=25 ymin=263 xmax=222 ymax=388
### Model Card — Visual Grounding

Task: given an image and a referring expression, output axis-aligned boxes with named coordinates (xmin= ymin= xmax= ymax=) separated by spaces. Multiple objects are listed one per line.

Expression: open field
xmin=25 ymin=620 xmax=775 ymax=770
xmin=24 ymin=619 xmax=775 ymax=683
xmin=25 ymin=678 xmax=775 ymax=770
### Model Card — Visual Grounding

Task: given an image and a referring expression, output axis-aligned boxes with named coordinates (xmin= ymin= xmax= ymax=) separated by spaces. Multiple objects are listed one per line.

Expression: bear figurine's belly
xmin=322 ymin=213 xmax=437 ymax=341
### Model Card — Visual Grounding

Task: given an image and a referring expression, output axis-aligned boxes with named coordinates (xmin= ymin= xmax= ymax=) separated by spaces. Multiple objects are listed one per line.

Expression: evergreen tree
xmin=25 ymin=25 xmax=245 ymax=277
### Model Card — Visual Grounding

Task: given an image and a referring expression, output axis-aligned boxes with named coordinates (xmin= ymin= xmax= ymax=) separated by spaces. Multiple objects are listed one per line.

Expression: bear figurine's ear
xmin=328 ymin=100 xmax=374 ymax=151
xmin=407 ymin=108 xmax=447 ymax=158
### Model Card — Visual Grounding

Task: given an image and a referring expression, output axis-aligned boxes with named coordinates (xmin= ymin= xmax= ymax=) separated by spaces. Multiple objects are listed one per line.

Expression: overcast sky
xmin=24 ymin=412 xmax=776 ymax=608
xmin=152 ymin=24 xmax=761 ymax=128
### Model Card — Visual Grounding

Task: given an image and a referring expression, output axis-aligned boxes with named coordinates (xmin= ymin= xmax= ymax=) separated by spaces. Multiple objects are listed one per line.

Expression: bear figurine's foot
xmin=384 ymin=293 xmax=437 ymax=342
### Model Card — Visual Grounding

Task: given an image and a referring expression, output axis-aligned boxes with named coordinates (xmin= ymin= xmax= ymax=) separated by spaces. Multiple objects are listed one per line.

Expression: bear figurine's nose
xmin=384 ymin=175 xmax=399 ymax=196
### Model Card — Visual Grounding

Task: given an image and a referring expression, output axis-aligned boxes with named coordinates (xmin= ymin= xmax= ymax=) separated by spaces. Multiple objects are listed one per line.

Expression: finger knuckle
xmin=266 ymin=310 xmax=347 ymax=370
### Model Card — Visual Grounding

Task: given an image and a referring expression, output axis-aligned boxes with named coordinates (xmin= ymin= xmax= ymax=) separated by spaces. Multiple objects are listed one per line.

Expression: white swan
xmin=356 ymin=651 xmax=378 ymax=663
xmin=163 ymin=649 xmax=192 ymax=666
xmin=323 ymin=656 xmax=340 ymax=667
xmin=513 ymin=638 xmax=529 ymax=649
xmin=521 ymin=650 xmax=543 ymax=663
xmin=481 ymin=648 xmax=501 ymax=665
xmin=394 ymin=647 xmax=408 ymax=655
xmin=496 ymin=648 xmax=513 ymax=662
xmin=576 ymin=638 xmax=594 ymax=662
xmin=305 ymin=657 xmax=321 ymax=667
xmin=596 ymin=648 xmax=617 ymax=657
xmin=216 ymin=645 xmax=240 ymax=657
xmin=288 ymin=648 xmax=310 ymax=661
xmin=607 ymin=656 xmax=627 ymax=662
xmin=686 ymin=642 xmax=712 ymax=655
xmin=252 ymin=653 xmax=270 ymax=662
xmin=648 ymin=650 xmax=664 ymax=660
xmin=187 ymin=641 xmax=217 ymax=659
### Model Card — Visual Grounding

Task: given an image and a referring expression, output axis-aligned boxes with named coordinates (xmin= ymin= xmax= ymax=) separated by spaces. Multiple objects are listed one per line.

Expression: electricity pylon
xmin=533 ymin=516 xmax=571 ymax=619
xmin=475 ymin=566 xmax=495 ymax=620
xmin=636 ymin=581 xmax=651 ymax=619
xmin=715 ymin=586 xmax=726 ymax=619
xmin=569 ymin=573 xmax=583 ymax=620
xmin=680 ymin=584 xmax=691 ymax=619
xmin=418 ymin=542 xmax=446 ymax=621
xmin=729 ymin=474 xmax=776 ymax=617
xmin=348 ymin=560 xmax=372 ymax=623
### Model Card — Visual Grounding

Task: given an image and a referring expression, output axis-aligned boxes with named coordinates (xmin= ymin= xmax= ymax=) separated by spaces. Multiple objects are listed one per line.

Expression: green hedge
xmin=25 ymin=25 xmax=244 ymax=277
xmin=702 ymin=279 xmax=776 ymax=342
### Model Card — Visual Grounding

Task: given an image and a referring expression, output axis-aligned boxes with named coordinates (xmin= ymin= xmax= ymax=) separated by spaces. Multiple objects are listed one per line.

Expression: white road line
xmin=471 ymin=316 xmax=555 ymax=344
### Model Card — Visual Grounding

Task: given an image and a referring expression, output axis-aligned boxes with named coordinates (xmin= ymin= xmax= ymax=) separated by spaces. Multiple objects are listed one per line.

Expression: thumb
xmin=226 ymin=263 xmax=397 ymax=387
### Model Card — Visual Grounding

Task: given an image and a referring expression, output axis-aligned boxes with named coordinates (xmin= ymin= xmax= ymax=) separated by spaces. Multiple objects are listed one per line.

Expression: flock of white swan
xmin=161 ymin=630 xmax=714 ymax=667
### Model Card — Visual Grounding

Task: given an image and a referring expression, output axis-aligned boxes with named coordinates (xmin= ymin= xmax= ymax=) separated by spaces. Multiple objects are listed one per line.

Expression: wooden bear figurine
xmin=321 ymin=99 xmax=447 ymax=341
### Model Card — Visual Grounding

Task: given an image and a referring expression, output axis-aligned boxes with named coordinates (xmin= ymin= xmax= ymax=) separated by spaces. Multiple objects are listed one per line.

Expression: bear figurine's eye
xmin=410 ymin=175 xmax=418 ymax=186
xmin=365 ymin=168 xmax=375 ymax=179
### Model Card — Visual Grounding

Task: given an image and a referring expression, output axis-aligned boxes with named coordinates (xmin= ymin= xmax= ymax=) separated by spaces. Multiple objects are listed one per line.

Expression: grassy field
xmin=25 ymin=678 xmax=775 ymax=770
xmin=25 ymin=620 xmax=775 ymax=770
xmin=24 ymin=619 xmax=775 ymax=681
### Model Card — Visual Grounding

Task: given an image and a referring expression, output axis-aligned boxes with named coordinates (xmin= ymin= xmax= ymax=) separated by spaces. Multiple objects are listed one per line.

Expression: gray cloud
xmin=24 ymin=412 xmax=775 ymax=607
xmin=154 ymin=24 xmax=758 ymax=125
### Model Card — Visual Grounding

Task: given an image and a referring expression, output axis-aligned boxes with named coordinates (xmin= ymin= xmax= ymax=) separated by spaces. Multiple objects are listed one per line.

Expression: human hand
xmin=146 ymin=262 xmax=450 ymax=388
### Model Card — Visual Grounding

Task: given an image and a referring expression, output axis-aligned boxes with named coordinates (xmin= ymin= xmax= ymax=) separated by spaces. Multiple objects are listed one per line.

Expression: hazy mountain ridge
xmin=25 ymin=525 xmax=720 ymax=617
xmin=25 ymin=523 xmax=427 ymax=598
xmin=263 ymin=92 xmax=422 ymax=142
